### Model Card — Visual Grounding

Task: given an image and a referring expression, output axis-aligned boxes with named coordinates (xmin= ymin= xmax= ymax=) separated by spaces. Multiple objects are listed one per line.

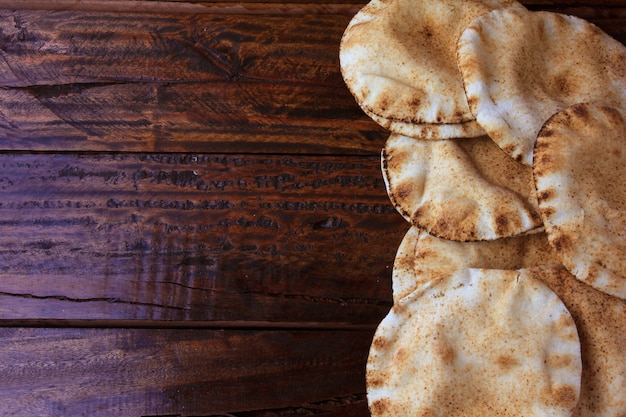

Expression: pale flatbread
xmin=382 ymin=133 xmax=542 ymax=241
xmin=457 ymin=8 xmax=626 ymax=165
xmin=392 ymin=226 xmax=556 ymax=302
xmin=340 ymin=0 xmax=524 ymax=139
xmin=525 ymin=265 xmax=626 ymax=417
xmin=533 ymin=103 xmax=626 ymax=300
xmin=367 ymin=267 xmax=582 ymax=417
xmin=362 ymin=107 xmax=485 ymax=140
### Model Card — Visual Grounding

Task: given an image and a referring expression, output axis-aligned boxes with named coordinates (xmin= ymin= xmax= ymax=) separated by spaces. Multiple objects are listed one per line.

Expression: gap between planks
xmin=0 ymin=0 xmax=623 ymax=15
xmin=0 ymin=318 xmax=380 ymax=330
xmin=0 ymin=1 xmax=365 ymax=15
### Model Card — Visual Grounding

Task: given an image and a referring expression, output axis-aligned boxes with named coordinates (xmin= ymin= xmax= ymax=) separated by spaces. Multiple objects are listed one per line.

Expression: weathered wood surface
xmin=0 ymin=0 xmax=624 ymax=416
xmin=0 ymin=327 xmax=371 ymax=416
xmin=0 ymin=152 xmax=405 ymax=324
xmin=0 ymin=10 xmax=386 ymax=154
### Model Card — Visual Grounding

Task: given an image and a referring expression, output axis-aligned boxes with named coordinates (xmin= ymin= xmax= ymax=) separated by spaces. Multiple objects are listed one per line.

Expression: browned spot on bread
xmin=552 ymin=74 xmax=572 ymax=96
xmin=434 ymin=217 xmax=449 ymax=234
xmin=541 ymin=206 xmax=556 ymax=218
xmin=368 ymin=376 xmax=385 ymax=388
xmin=437 ymin=343 xmax=456 ymax=365
xmin=537 ymin=129 xmax=553 ymax=139
xmin=370 ymin=398 xmax=391 ymax=415
xmin=416 ymin=247 xmax=435 ymax=261
xmin=467 ymin=95 xmax=479 ymax=110
xmin=381 ymin=149 xmax=389 ymax=169
xmin=549 ymin=385 xmax=579 ymax=408
xmin=571 ymin=103 xmax=588 ymax=119
xmin=496 ymin=354 xmax=519 ymax=369
xmin=412 ymin=207 xmax=425 ymax=220
xmin=538 ymin=153 xmax=552 ymax=166
xmin=394 ymin=347 xmax=410 ymax=362
xmin=602 ymin=105 xmax=626 ymax=129
xmin=372 ymin=335 xmax=387 ymax=351
xmin=538 ymin=189 xmax=554 ymax=203
xmin=495 ymin=214 xmax=509 ymax=234
xmin=419 ymin=23 xmax=434 ymax=40
xmin=410 ymin=97 xmax=422 ymax=108
xmin=547 ymin=353 xmax=573 ymax=368
xmin=393 ymin=182 xmax=413 ymax=202
xmin=551 ymin=234 xmax=571 ymax=253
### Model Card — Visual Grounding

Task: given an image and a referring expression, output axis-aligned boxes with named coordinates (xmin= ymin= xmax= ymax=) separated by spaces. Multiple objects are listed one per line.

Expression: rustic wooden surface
xmin=0 ymin=0 xmax=624 ymax=416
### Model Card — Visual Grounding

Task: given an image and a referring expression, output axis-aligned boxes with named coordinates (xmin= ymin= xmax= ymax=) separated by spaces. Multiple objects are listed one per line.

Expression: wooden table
xmin=0 ymin=1 xmax=623 ymax=416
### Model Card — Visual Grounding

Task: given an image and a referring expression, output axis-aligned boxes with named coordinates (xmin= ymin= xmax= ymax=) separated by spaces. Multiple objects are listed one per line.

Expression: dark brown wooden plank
xmin=0 ymin=10 xmax=386 ymax=154
xmin=0 ymin=152 xmax=407 ymax=324
xmin=1 ymin=0 xmax=626 ymax=12
xmin=0 ymin=11 xmax=349 ymax=86
xmin=0 ymin=327 xmax=372 ymax=417
xmin=0 ymin=82 xmax=385 ymax=154
xmin=0 ymin=1 xmax=366 ymax=15
xmin=231 ymin=395 xmax=369 ymax=417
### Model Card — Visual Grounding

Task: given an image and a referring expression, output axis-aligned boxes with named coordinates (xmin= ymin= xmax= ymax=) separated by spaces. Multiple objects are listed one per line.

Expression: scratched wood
xmin=0 ymin=152 xmax=406 ymax=324
xmin=0 ymin=327 xmax=371 ymax=416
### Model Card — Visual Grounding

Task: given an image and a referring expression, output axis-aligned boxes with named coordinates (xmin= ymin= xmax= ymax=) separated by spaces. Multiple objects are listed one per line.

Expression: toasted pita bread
xmin=340 ymin=0 xmax=524 ymax=139
xmin=392 ymin=227 xmax=556 ymax=302
xmin=382 ymin=133 xmax=542 ymax=241
xmin=525 ymin=265 xmax=626 ymax=417
xmin=457 ymin=8 xmax=626 ymax=165
xmin=367 ymin=267 xmax=582 ymax=417
xmin=533 ymin=103 xmax=626 ymax=300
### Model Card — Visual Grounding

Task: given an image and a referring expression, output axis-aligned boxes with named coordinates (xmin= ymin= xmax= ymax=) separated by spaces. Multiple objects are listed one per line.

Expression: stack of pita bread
xmin=339 ymin=0 xmax=626 ymax=416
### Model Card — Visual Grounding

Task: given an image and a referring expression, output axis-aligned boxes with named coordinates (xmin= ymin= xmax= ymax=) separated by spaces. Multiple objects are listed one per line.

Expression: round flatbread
xmin=392 ymin=226 xmax=556 ymax=302
xmin=340 ymin=0 xmax=524 ymax=138
xmin=382 ymin=133 xmax=542 ymax=241
xmin=533 ymin=103 xmax=626 ymax=300
xmin=525 ymin=265 xmax=626 ymax=417
xmin=367 ymin=267 xmax=582 ymax=417
xmin=457 ymin=8 xmax=626 ymax=165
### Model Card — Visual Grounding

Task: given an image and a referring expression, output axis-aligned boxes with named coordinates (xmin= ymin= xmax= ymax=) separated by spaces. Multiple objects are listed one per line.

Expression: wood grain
xmin=0 ymin=0 xmax=624 ymax=416
xmin=0 ymin=152 xmax=406 ymax=324
xmin=0 ymin=10 xmax=387 ymax=155
xmin=0 ymin=82 xmax=385 ymax=154
xmin=0 ymin=327 xmax=371 ymax=417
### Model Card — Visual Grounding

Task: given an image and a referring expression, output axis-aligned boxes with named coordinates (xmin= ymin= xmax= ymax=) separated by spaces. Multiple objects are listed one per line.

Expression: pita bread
xmin=382 ymin=133 xmax=542 ymax=241
xmin=367 ymin=267 xmax=582 ymax=417
xmin=362 ymin=107 xmax=485 ymax=140
xmin=525 ymin=265 xmax=626 ymax=417
xmin=457 ymin=8 xmax=626 ymax=165
xmin=340 ymin=0 xmax=524 ymax=139
xmin=392 ymin=227 xmax=557 ymax=302
xmin=533 ymin=103 xmax=626 ymax=300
